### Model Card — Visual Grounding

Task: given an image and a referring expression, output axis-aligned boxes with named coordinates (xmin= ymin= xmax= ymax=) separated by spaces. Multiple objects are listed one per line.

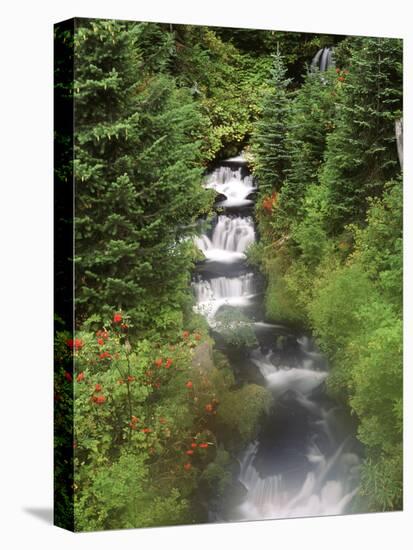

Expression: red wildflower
xmin=165 ymin=358 xmax=173 ymax=369
xmin=76 ymin=372 xmax=85 ymax=382
xmin=338 ymin=76 xmax=345 ymax=82
xmin=99 ymin=351 xmax=111 ymax=360
xmin=141 ymin=428 xmax=152 ymax=434
xmin=127 ymin=375 xmax=136 ymax=382
xmin=182 ymin=331 xmax=190 ymax=339
xmin=93 ymin=395 xmax=106 ymax=405
xmin=96 ymin=330 xmax=109 ymax=340
xmin=64 ymin=371 xmax=72 ymax=382
xmin=94 ymin=383 xmax=102 ymax=392
xmin=199 ymin=443 xmax=209 ymax=449
xmin=113 ymin=312 xmax=122 ymax=323
xmin=205 ymin=403 xmax=213 ymax=413
xmin=97 ymin=338 xmax=104 ymax=346
xmin=186 ymin=380 xmax=193 ymax=389
xmin=185 ymin=450 xmax=194 ymax=456
xmin=74 ymin=339 xmax=84 ymax=351
xmin=194 ymin=333 xmax=201 ymax=341
xmin=154 ymin=358 xmax=163 ymax=367
xmin=129 ymin=422 xmax=137 ymax=430
xmin=66 ymin=339 xmax=74 ymax=350
xmin=183 ymin=463 xmax=192 ymax=471
xmin=120 ymin=323 xmax=128 ymax=331
xmin=131 ymin=415 xmax=139 ymax=424
xmin=191 ymin=443 xmax=197 ymax=449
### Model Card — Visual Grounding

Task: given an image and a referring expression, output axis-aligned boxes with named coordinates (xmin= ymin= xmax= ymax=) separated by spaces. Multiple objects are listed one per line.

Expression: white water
xmin=233 ymin=441 xmax=359 ymax=521
xmin=192 ymin=274 xmax=256 ymax=325
xmin=195 ymin=215 xmax=255 ymax=263
xmin=250 ymin=348 xmax=328 ymax=396
xmin=193 ymin=155 xmax=360 ymax=522
xmin=205 ymin=166 xmax=256 ymax=207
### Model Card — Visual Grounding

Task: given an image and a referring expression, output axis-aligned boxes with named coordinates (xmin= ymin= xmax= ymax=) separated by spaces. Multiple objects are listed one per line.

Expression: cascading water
xmin=193 ymin=157 xmax=360 ymax=522
xmin=311 ymin=47 xmax=334 ymax=72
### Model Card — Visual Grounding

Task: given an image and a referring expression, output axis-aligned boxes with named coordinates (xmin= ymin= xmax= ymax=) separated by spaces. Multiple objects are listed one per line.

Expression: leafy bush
xmin=216 ymin=384 xmax=272 ymax=448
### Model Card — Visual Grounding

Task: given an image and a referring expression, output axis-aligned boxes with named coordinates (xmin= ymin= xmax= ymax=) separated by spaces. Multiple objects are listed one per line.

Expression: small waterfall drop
xmin=311 ymin=47 xmax=334 ymax=72
xmin=205 ymin=165 xmax=256 ymax=208
xmin=195 ymin=215 xmax=255 ymax=263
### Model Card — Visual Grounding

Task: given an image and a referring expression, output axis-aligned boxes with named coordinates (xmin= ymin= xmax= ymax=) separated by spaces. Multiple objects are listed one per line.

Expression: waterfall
xmin=234 ymin=440 xmax=359 ymax=521
xmin=192 ymin=154 xmax=360 ymax=522
xmin=195 ymin=215 xmax=255 ymax=263
xmin=205 ymin=165 xmax=256 ymax=207
xmin=192 ymin=273 xmax=256 ymax=325
xmin=311 ymin=47 xmax=334 ymax=72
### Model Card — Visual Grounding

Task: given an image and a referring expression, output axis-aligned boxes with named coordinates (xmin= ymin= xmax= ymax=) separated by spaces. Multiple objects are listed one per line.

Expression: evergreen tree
xmin=278 ymin=68 xmax=336 ymax=220
xmin=73 ymin=19 xmax=212 ymax=335
xmin=251 ymin=52 xmax=291 ymax=193
xmin=321 ymin=37 xmax=402 ymax=233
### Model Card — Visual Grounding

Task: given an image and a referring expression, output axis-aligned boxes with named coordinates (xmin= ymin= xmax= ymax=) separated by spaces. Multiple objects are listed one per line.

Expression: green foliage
xmin=250 ymin=52 xmax=291 ymax=193
xmin=277 ymin=68 xmax=337 ymax=221
xmin=216 ymin=384 xmax=272 ymax=448
xmin=321 ymin=37 xmax=402 ymax=233
xmin=54 ymin=316 xmax=236 ymax=530
xmin=263 ymin=255 xmax=302 ymax=324
xmin=73 ymin=19 xmax=212 ymax=335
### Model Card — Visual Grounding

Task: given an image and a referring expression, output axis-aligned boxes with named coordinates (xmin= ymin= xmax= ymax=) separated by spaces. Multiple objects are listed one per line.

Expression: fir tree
xmin=250 ymin=52 xmax=291 ymax=193
xmin=73 ymin=19 xmax=212 ymax=334
xmin=321 ymin=37 xmax=402 ymax=234
xmin=278 ymin=68 xmax=336 ymax=220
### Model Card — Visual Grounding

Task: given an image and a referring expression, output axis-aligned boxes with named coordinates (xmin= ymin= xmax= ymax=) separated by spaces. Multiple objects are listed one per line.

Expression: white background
xmin=0 ymin=0 xmax=411 ymax=548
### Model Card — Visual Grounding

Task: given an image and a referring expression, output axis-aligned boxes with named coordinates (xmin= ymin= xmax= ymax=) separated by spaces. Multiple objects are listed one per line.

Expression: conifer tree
xmin=73 ymin=19 xmax=211 ymax=334
xmin=251 ymin=52 xmax=291 ymax=193
xmin=321 ymin=37 xmax=402 ymax=233
xmin=278 ymin=68 xmax=336 ymax=220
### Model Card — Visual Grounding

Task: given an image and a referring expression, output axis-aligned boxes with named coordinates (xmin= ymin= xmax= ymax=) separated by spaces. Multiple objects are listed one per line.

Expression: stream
xmin=192 ymin=156 xmax=362 ymax=521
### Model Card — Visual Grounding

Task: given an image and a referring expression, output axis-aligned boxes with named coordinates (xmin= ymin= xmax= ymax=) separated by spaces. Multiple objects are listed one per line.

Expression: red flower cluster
xmin=66 ymin=338 xmax=84 ymax=351
xmin=129 ymin=415 xmax=140 ymax=430
xmin=199 ymin=443 xmax=209 ymax=449
xmin=154 ymin=358 xmax=163 ymax=367
xmin=99 ymin=351 xmax=111 ymax=360
xmin=141 ymin=427 xmax=152 ymax=434
xmin=183 ymin=462 xmax=192 ymax=471
xmin=262 ymin=192 xmax=278 ymax=213
xmin=165 ymin=358 xmax=173 ymax=369
xmin=194 ymin=333 xmax=202 ymax=341
xmin=204 ymin=403 xmax=214 ymax=413
xmin=94 ymin=383 xmax=102 ymax=392
xmin=186 ymin=380 xmax=193 ymax=389
xmin=182 ymin=330 xmax=190 ymax=339
xmin=113 ymin=312 xmax=122 ymax=324
xmin=336 ymin=68 xmax=349 ymax=82
xmin=92 ymin=395 xmax=106 ymax=405
xmin=76 ymin=372 xmax=85 ymax=382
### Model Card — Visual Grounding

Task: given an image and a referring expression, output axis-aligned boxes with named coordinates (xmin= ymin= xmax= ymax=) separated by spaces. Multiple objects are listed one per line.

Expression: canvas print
xmin=54 ymin=18 xmax=403 ymax=531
